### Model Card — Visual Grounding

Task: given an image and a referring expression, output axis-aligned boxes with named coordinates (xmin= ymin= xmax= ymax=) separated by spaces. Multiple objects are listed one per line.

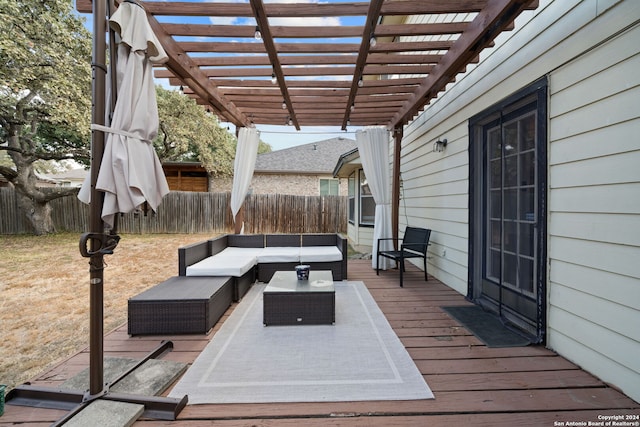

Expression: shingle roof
xmin=255 ymin=137 xmax=356 ymax=174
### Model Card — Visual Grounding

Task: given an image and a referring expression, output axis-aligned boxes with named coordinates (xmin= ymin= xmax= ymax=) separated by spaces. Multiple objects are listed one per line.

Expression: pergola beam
xmin=390 ymin=0 xmax=537 ymax=128
xmin=342 ymin=0 xmax=384 ymax=130
xmin=250 ymin=0 xmax=299 ymax=130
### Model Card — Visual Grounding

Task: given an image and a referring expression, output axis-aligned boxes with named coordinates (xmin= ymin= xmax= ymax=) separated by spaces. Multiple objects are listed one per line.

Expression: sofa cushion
xmin=186 ymin=254 xmax=256 ymax=277
xmin=257 ymin=246 xmax=301 ymax=263
xmin=217 ymin=247 xmax=263 ymax=258
xmin=299 ymin=246 xmax=343 ymax=262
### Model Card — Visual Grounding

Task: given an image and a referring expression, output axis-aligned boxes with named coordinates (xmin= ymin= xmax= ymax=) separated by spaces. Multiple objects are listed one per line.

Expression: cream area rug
xmin=169 ymin=281 xmax=433 ymax=404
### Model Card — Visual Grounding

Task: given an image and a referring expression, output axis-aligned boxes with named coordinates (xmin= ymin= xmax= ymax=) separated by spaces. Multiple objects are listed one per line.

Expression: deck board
xmin=3 ymin=259 xmax=638 ymax=426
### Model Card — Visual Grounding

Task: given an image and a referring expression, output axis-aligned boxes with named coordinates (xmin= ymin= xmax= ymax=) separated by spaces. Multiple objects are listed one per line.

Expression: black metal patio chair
xmin=376 ymin=226 xmax=431 ymax=287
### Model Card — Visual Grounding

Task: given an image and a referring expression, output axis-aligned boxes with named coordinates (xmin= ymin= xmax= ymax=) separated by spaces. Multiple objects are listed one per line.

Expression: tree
xmin=155 ymin=87 xmax=271 ymax=177
xmin=0 ymin=0 xmax=92 ymax=234
xmin=155 ymin=87 xmax=236 ymax=176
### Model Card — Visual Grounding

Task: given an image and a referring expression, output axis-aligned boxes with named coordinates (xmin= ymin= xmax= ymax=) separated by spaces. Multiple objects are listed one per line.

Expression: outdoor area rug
xmin=169 ymin=281 xmax=434 ymax=404
xmin=442 ymin=305 xmax=531 ymax=348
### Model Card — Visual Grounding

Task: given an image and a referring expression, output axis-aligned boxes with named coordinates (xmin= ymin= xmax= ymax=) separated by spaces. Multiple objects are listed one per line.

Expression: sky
xmin=76 ymin=0 xmax=363 ymax=151
xmin=222 ymin=124 xmax=358 ymax=151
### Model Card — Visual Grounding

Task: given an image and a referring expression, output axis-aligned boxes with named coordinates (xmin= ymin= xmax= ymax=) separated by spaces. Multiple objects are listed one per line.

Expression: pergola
xmin=77 ymin=0 xmax=538 ymax=131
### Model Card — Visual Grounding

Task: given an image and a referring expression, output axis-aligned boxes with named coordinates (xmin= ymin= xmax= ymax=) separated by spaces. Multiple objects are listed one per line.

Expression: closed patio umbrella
xmin=77 ymin=0 xmax=171 ymax=399
xmin=78 ymin=0 xmax=169 ymax=227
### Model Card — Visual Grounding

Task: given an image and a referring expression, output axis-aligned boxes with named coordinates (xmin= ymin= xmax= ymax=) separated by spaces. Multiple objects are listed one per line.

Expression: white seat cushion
xmin=299 ymin=246 xmax=343 ymax=262
xmin=257 ymin=247 xmax=301 ymax=263
xmin=186 ymin=254 xmax=256 ymax=277
xmin=218 ymin=247 xmax=264 ymax=258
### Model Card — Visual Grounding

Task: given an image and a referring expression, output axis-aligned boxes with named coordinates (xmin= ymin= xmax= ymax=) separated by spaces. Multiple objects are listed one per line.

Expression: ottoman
xmin=128 ymin=276 xmax=233 ymax=335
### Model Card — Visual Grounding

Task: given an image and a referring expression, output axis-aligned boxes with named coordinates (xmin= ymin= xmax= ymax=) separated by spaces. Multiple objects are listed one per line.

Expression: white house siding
xmin=547 ymin=16 xmax=640 ymax=403
xmin=399 ymin=0 xmax=640 ymax=402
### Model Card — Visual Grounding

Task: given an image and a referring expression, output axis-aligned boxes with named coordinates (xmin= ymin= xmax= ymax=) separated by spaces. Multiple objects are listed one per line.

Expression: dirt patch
xmin=0 ymin=232 xmax=212 ymax=390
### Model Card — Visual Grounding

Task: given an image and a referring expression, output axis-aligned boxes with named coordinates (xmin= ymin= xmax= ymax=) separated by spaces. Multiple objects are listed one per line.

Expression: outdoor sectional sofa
xmin=127 ymin=233 xmax=346 ymax=336
xmin=178 ymin=233 xmax=348 ymax=301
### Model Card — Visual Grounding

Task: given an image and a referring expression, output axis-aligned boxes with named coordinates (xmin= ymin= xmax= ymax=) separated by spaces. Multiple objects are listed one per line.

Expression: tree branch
xmin=41 ymin=186 xmax=80 ymax=202
xmin=0 ymin=165 xmax=18 ymax=181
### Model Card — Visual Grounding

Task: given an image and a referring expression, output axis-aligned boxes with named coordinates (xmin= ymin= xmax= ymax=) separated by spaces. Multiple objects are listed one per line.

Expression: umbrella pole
xmin=88 ymin=0 xmax=108 ymax=397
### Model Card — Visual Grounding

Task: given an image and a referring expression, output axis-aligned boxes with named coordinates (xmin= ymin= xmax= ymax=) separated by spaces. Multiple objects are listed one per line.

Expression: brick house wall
xmin=209 ymin=173 xmax=347 ymax=196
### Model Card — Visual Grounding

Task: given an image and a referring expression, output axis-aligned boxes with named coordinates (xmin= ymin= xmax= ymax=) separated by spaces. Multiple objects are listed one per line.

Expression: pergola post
xmin=391 ymin=126 xmax=403 ymax=248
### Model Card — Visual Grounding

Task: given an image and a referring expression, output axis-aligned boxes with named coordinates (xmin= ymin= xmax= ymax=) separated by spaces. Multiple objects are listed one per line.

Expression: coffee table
xmin=263 ymin=270 xmax=335 ymax=326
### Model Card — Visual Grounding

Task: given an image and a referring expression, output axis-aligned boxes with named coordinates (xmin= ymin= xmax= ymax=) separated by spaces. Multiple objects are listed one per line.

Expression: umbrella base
xmin=6 ymin=341 xmax=187 ymax=423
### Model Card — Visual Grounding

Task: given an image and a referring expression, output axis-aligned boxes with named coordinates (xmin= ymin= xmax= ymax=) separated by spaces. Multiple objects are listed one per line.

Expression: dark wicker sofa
xmin=178 ymin=233 xmax=348 ymax=300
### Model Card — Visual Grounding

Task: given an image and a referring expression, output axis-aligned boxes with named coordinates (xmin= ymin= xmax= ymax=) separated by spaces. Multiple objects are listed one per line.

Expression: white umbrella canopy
xmin=79 ymin=0 xmax=169 ymax=227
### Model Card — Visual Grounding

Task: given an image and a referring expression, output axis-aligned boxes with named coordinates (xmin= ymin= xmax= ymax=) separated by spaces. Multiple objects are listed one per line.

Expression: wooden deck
xmin=3 ymin=260 xmax=639 ymax=426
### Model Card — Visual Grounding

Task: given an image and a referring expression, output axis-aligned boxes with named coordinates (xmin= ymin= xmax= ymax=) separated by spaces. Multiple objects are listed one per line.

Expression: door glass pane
xmin=504 ymin=154 xmax=517 ymax=187
xmin=503 ymin=253 xmax=517 ymax=287
xmin=503 ymin=189 xmax=518 ymax=219
xmin=490 ymin=220 xmax=501 ymax=248
xmin=488 ymin=249 xmax=501 ymax=281
xmin=504 ymin=221 xmax=517 ymax=254
xmin=489 ymin=128 xmax=501 ymax=159
xmin=490 ymin=159 xmax=501 ymax=189
xmin=519 ymin=258 xmax=534 ymax=294
xmin=521 ymin=113 xmax=536 ymax=151
xmin=520 ymin=187 xmax=535 ymax=221
xmin=490 ymin=190 xmax=501 ymax=218
xmin=503 ymin=121 xmax=519 ymax=153
xmin=520 ymin=151 xmax=535 ymax=186
xmin=519 ymin=223 xmax=534 ymax=257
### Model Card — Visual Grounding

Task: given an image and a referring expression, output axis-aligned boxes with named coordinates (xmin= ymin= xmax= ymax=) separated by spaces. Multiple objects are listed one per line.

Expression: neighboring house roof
xmin=332 ymin=147 xmax=360 ymax=178
xmin=255 ymin=137 xmax=356 ymax=174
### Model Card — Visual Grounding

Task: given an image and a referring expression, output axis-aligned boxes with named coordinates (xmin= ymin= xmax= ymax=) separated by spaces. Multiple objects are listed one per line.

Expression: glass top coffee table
xmin=263 ymin=270 xmax=335 ymax=326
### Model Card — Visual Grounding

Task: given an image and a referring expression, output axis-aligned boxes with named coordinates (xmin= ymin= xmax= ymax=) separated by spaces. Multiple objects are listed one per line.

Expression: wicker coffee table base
xmin=263 ymin=271 xmax=335 ymax=326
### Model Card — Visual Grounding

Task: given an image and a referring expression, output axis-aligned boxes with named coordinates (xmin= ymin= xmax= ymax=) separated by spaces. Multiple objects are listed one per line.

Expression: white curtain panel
xmin=230 ymin=127 xmax=260 ymax=232
xmin=356 ymin=127 xmax=395 ymax=270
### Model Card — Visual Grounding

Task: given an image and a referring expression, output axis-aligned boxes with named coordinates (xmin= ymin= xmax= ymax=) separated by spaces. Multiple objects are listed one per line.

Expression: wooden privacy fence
xmin=0 ymin=188 xmax=347 ymax=235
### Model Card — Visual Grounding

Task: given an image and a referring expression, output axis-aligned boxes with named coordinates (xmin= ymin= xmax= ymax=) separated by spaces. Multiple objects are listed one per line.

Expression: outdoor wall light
xmin=433 ymin=138 xmax=448 ymax=152
xmin=254 ymin=26 xmax=262 ymax=41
